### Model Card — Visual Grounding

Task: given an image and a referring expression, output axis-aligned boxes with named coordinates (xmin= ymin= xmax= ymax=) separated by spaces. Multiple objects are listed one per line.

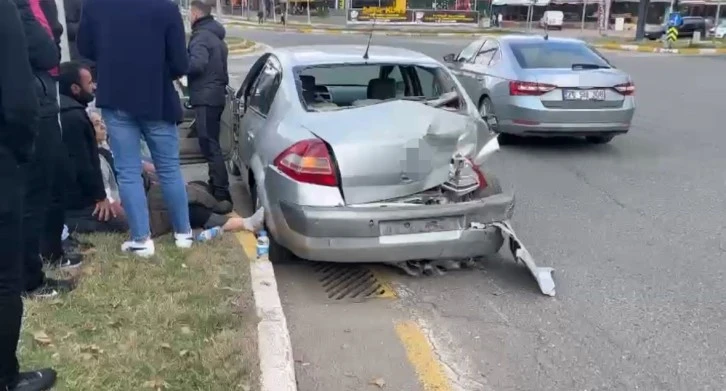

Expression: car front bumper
xmin=269 ymin=193 xmax=514 ymax=263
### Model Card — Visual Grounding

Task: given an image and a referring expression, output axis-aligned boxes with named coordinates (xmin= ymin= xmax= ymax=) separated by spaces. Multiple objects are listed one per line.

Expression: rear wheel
xmin=585 ymin=134 xmax=615 ymax=144
xmin=249 ymin=180 xmax=296 ymax=263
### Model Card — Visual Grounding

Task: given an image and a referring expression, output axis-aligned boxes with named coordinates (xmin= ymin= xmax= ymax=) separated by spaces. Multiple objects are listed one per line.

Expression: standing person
xmin=58 ymin=62 xmax=127 ymax=234
xmin=78 ymin=0 xmax=193 ymax=257
xmin=0 ymin=1 xmax=59 ymax=390
xmin=187 ymin=1 xmax=232 ymax=204
xmin=13 ymin=0 xmax=78 ymax=298
xmin=62 ymin=0 xmax=92 ymax=70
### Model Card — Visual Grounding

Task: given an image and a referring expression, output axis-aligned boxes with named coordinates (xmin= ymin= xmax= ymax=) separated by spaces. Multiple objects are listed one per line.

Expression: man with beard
xmin=59 ymin=62 xmax=127 ymax=234
xmin=12 ymin=0 xmax=78 ymax=299
xmin=0 ymin=1 xmax=59 ymax=389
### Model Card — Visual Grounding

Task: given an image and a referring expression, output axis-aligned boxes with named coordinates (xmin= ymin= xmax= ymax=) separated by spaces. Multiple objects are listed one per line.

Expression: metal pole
xmin=216 ymin=0 xmax=223 ymax=16
xmin=581 ymin=0 xmax=587 ymax=30
xmin=307 ymin=0 xmax=311 ymax=24
xmin=55 ymin=0 xmax=71 ymax=62
xmin=284 ymin=0 xmax=289 ymax=28
xmin=272 ymin=0 xmax=277 ymax=22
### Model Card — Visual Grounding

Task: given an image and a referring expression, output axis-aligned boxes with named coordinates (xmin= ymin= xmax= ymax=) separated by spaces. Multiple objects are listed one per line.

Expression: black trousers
xmin=22 ymin=116 xmax=65 ymax=292
xmin=66 ymin=205 xmax=129 ymax=235
xmin=0 ymin=144 xmax=24 ymax=387
xmin=194 ymin=105 xmax=230 ymax=201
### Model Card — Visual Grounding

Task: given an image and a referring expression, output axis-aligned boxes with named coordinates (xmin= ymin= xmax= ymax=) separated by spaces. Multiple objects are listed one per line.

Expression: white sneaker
xmin=174 ymin=232 xmax=194 ymax=249
xmin=121 ymin=239 xmax=155 ymax=258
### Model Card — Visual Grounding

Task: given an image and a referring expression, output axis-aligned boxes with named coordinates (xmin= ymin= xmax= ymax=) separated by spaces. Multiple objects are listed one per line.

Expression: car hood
xmin=299 ymin=100 xmax=495 ymax=205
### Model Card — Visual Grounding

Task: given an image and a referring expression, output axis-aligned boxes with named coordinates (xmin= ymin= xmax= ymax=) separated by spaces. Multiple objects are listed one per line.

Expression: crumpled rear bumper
xmin=274 ymin=193 xmax=515 ymax=263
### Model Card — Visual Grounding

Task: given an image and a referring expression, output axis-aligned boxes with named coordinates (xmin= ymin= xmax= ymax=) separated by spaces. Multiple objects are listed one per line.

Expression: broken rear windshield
xmin=294 ymin=63 xmax=460 ymax=111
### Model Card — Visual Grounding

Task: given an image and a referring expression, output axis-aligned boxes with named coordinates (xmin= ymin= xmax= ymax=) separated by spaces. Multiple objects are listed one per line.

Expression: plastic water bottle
xmin=256 ymin=230 xmax=270 ymax=258
xmin=196 ymin=226 xmax=223 ymax=242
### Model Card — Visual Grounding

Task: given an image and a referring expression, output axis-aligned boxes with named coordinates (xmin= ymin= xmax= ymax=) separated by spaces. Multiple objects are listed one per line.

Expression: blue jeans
xmin=103 ymin=110 xmax=191 ymax=241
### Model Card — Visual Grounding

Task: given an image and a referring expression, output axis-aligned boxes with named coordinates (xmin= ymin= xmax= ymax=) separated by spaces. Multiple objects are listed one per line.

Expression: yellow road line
xmin=235 ymin=231 xmax=258 ymax=262
xmin=367 ymin=266 xmax=398 ymax=299
xmin=395 ymin=321 xmax=453 ymax=391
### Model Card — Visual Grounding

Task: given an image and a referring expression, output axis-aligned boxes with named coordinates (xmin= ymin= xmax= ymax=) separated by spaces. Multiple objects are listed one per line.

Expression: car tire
xmin=249 ymin=180 xmax=297 ymax=263
xmin=585 ymin=134 xmax=615 ymax=144
xmin=497 ymin=133 xmax=519 ymax=145
xmin=479 ymin=96 xmax=499 ymax=132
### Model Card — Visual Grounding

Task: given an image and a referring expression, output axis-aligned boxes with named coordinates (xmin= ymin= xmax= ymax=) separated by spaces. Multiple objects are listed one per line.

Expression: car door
xmin=458 ymin=39 xmax=501 ymax=106
xmin=447 ymin=38 xmax=487 ymax=101
xmin=179 ymin=84 xmax=238 ymax=165
xmin=237 ymin=55 xmax=283 ymax=168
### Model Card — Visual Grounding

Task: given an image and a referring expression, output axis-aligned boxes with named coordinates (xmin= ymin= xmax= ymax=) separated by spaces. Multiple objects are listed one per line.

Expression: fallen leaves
xmin=33 ymin=331 xmax=53 ymax=346
xmin=370 ymin=377 xmax=386 ymax=388
xmin=143 ymin=378 xmax=169 ymax=390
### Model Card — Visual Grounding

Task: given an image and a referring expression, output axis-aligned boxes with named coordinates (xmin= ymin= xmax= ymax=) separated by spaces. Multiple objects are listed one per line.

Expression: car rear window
xmin=509 ymin=41 xmax=611 ymax=69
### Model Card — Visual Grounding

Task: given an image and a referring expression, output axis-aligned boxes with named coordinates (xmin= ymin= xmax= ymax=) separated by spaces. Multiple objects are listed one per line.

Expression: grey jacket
xmin=187 ymin=15 xmax=228 ymax=107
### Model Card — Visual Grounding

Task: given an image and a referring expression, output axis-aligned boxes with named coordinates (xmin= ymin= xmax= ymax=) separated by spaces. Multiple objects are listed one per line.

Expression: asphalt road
xmin=227 ymin=29 xmax=726 ymax=390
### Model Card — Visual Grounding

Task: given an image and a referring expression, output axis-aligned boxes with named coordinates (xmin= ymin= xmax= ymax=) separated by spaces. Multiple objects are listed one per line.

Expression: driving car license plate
xmin=379 ymin=216 xmax=464 ymax=236
xmin=563 ymin=89 xmax=605 ymax=101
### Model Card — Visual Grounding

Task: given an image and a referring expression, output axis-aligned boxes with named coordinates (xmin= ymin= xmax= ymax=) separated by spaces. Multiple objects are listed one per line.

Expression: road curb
xmin=235 ymin=232 xmax=298 ymax=391
xmin=229 ymin=42 xmax=265 ymax=55
xmin=224 ymin=21 xmax=490 ymax=37
xmin=593 ymin=43 xmax=726 ymax=55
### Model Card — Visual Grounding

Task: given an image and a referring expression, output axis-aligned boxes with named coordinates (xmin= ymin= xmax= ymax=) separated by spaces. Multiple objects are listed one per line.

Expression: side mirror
xmin=443 ymin=53 xmax=456 ymax=63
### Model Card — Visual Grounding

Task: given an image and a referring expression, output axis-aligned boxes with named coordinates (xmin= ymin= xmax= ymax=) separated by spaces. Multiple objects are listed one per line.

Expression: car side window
xmin=457 ymin=39 xmax=486 ymax=62
xmin=474 ymin=40 xmax=499 ymax=66
xmin=414 ymin=67 xmax=439 ymax=98
xmin=249 ymin=58 xmax=282 ymax=116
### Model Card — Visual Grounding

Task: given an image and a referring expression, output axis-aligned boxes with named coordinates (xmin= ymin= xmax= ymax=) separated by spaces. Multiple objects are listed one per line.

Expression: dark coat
xmin=63 ymin=0 xmax=83 ymax=61
xmin=59 ymin=94 xmax=106 ymax=210
xmin=77 ymin=0 xmax=189 ymax=124
xmin=148 ymin=181 xmax=220 ymax=237
xmin=188 ymin=15 xmax=229 ymax=107
xmin=0 ymin=0 xmax=39 ymax=163
xmin=12 ymin=0 xmax=61 ymax=119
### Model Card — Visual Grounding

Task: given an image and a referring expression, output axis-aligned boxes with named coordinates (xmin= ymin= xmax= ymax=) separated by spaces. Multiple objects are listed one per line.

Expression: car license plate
xmin=379 ymin=216 xmax=464 ymax=236
xmin=563 ymin=89 xmax=606 ymax=101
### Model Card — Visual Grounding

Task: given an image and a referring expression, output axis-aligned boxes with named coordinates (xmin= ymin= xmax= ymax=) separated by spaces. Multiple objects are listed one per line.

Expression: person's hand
xmin=92 ymin=199 xmax=116 ymax=221
xmin=142 ymin=161 xmax=156 ymax=174
xmin=110 ymin=202 xmax=125 ymax=218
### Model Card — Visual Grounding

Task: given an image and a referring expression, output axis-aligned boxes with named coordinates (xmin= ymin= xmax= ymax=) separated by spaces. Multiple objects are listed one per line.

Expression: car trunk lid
xmin=525 ymin=68 xmax=630 ymax=110
xmin=300 ymin=100 xmax=486 ymax=205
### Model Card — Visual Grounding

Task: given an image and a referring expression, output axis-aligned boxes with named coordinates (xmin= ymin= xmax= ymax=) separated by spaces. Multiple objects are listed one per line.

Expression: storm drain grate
xmin=312 ymin=264 xmax=394 ymax=300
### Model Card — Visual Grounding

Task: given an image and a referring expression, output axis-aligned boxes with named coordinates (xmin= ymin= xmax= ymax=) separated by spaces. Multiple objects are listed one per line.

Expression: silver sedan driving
xmin=444 ymin=35 xmax=636 ymax=144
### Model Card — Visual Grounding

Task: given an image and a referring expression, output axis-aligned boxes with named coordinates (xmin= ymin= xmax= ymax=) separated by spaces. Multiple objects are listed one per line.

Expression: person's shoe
xmin=8 ymin=368 xmax=57 ymax=391
xmin=121 ymin=239 xmax=155 ymax=258
xmin=56 ymin=252 xmax=83 ymax=269
xmin=243 ymin=207 xmax=265 ymax=232
xmin=174 ymin=232 xmax=193 ymax=249
xmin=24 ymin=279 xmax=74 ymax=299
xmin=212 ymin=200 xmax=234 ymax=215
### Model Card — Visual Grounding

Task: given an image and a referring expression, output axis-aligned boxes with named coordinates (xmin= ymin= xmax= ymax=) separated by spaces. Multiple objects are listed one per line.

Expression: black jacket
xmin=63 ymin=0 xmax=85 ymax=62
xmin=187 ymin=16 xmax=229 ymax=107
xmin=0 ymin=0 xmax=39 ymax=163
xmin=13 ymin=0 xmax=62 ymax=120
xmin=59 ymin=94 xmax=106 ymax=210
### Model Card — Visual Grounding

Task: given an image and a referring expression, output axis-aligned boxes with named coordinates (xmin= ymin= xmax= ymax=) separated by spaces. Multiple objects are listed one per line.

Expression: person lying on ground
xmin=58 ymin=61 xmax=128 ymax=235
xmin=83 ymin=123 xmax=264 ymax=238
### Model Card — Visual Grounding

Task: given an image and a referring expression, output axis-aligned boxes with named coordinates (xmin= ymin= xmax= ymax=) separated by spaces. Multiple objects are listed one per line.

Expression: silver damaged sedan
xmin=230 ymin=45 xmax=555 ymax=296
xmin=444 ymin=35 xmax=636 ymax=144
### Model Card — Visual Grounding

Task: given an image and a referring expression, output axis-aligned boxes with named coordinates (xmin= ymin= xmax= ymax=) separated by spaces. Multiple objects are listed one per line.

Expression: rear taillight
xmin=614 ymin=82 xmax=635 ymax=96
xmin=509 ymin=81 xmax=557 ymax=96
xmin=273 ymin=139 xmax=338 ymax=187
xmin=443 ymin=155 xmax=488 ymax=195
xmin=468 ymin=158 xmax=488 ymax=189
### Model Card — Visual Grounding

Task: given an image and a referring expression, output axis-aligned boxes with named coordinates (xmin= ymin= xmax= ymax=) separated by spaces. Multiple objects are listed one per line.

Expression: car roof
xmin=271 ymin=45 xmax=442 ymax=68
xmin=495 ymin=35 xmax=586 ymax=45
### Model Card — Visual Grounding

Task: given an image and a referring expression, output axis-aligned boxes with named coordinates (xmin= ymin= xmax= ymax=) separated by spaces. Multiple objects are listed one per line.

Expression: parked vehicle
xmin=645 ymin=16 xmax=707 ymax=40
xmin=206 ymin=45 xmax=555 ymax=295
xmin=709 ymin=20 xmax=726 ymax=38
xmin=539 ymin=10 xmax=564 ymax=30
xmin=443 ymin=35 xmax=635 ymax=144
